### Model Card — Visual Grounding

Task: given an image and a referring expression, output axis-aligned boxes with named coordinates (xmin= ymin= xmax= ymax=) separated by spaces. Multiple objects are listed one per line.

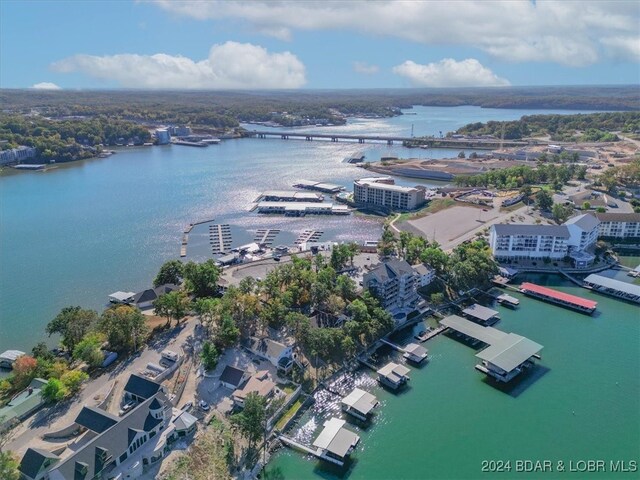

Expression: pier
xmin=245 ymin=130 xmax=528 ymax=148
xmin=583 ymin=274 xmax=640 ymax=304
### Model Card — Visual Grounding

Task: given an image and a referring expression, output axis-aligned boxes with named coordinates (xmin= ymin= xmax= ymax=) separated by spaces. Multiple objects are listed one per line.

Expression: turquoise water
xmin=0 ymin=106 xmax=608 ymax=353
xmin=266 ymin=277 xmax=639 ymax=479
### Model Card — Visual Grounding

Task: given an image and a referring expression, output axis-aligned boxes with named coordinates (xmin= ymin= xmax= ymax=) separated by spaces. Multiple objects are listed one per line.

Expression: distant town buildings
xmin=0 ymin=146 xmax=37 ymax=165
xmin=167 ymin=125 xmax=192 ymax=137
xmin=594 ymin=212 xmax=640 ymax=239
xmin=354 ymin=177 xmax=426 ymax=211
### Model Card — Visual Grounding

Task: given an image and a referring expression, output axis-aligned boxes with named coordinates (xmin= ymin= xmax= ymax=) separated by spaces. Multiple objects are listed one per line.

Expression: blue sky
xmin=1 ymin=0 xmax=639 ymax=90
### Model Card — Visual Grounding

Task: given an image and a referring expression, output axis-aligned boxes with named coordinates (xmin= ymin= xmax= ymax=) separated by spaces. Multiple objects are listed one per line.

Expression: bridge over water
xmin=243 ymin=130 xmax=529 ymax=149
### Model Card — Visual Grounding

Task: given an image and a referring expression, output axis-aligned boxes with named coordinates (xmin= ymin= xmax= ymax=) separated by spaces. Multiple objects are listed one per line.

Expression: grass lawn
xmin=275 ymin=398 xmax=304 ymax=431
xmin=396 ymin=198 xmax=456 ymax=223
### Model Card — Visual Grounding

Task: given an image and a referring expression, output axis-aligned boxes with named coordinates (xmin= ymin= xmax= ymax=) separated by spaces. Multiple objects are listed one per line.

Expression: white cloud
xmin=148 ymin=0 xmax=640 ymax=66
xmin=353 ymin=61 xmax=379 ymax=75
xmin=31 ymin=82 xmax=62 ymax=90
xmin=51 ymin=42 xmax=306 ymax=89
xmin=393 ymin=58 xmax=510 ymax=88
xmin=601 ymin=36 xmax=640 ymax=62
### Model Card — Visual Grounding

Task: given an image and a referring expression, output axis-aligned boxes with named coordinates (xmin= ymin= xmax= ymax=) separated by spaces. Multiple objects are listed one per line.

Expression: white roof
xmin=312 ymin=418 xmax=360 ymax=457
xmin=462 ymin=304 xmax=499 ymax=322
xmin=0 ymin=350 xmax=25 ymax=362
xmin=441 ymin=315 xmax=508 ymax=345
xmin=476 ymin=333 xmax=543 ymax=372
xmin=108 ymin=291 xmax=135 ymax=301
xmin=404 ymin=343 xmax=427 ymax=356
xmin=377 ymin=362 xmax=410 ymax=378
xmin=341 ymin=388 xmax=378 ymax=415
xmin=584 ymin=274 xmax=640 ymax=297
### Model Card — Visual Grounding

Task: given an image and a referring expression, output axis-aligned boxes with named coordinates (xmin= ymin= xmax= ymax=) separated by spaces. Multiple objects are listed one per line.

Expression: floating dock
xmin=462 ymin=304 xmax=500 ymax=325
xmin=582 ymin=274 xmax=640 ymax=304
xmin=256 ymin=201 xmax=350 ymax=216
xmin=208 ymin=224 xmax=232 ymax=254
xmin=173 ymin=140 xmax=207 ymax=147
xmin=253 ymin=229 xmax=280 ymax=246
xmin=341 ymin=388 xmax=379 ymax=421
xmin=295 ymin=230 xmax=323 ymax=245
xmin=496 ymin=293 xmax=520 ymax=308
xmin=520 ymin=282 xmax=597 ymax=314
xmin=257 ymin=190 xmax=324 ymax=202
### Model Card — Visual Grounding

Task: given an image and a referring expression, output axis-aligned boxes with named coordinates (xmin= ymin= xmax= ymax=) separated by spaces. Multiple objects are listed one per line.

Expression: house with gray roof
xmin=124 ymin=373 xmax=164 ymax=402
xmin=132 ymin=284 xmax=179 ymax=310
xmin=19 ymin=375 xmax=195 ymax=480
xmin=247 ymin=337 xmax=294 ymax=371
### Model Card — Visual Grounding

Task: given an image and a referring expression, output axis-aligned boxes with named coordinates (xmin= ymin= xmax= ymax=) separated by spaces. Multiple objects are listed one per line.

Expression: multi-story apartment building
xmin=564 ymin=213 xmax=600 ymax=251
xmin=594 ymin=212 xmax=640 ymax=239
xmin=155 ymin=128 xmax=171 ymax=145
xmin=354 ymin=177 xmax=426 ymax=211
xmin=489 ymin=224 xmax=570 ymax=260
xmin=362 ymin=260 xmax=435 ymax=312
xmin=0 ymin=146 xmax=37 ymax=165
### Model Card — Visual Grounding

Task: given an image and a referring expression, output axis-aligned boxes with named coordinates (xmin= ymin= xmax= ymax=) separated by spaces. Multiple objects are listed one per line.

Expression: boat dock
xmin=293 ymin=180 xmax=345 ymax=194
xmin=173 ymin=140 xmax=207 ymax=147
xmin=209 ymin=224 xmax=232 ymax=254
xmin=520 ymin=282 xmax=597 ymax=314
xmin=257 ymin=190 xmax=324 ymax=202
xmin=440 ymin=315 xmax=543 ymax=383
xmin=496 ymin=293 xmax=520 ymax=308
xmin=279 ymin=435 xmax=322 ymax=457
xmin=295 ymin=230 xmax=323 ymax=245
xmin=256 ymin=201 xmax=350 ymax=216
xmin=583 ymin=274 xmax=640 ymax=304
xmin=254 ymin=229 xmax=281 ymax=245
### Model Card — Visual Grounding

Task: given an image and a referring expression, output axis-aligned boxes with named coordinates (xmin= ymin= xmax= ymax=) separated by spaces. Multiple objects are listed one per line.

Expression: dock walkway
xmin=278 ymin=435 xmax=320 ymax=457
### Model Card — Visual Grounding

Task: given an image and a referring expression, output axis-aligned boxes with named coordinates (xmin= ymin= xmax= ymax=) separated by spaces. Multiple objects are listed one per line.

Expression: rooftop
xmin=520 ymin=283 xmax=598 ymax=310
xmin=584 ymin=274 xmax=640 ymax=297
xmin=476 ymin=333 xmax=543 ymax=372
xmin=364 ymin=259 xmax=416 ymax=285
xmin=233 ymin=370 xmax=275 ymax=401
xmin=594 ymin=212 xmax=640 ymax=223
xmin=564 ymin=213 xmax=600 ymax=231
xmin=462 ymin=304 xmax=500 ymax=322
xmin=355 ymin=178 xmax=420 ymax=193
xmin=377 ymin=362 xmax=410 ymax=379
xmin=312 ymin=418 xmax=360 ymax=458
xmin=219 ymin=366 xmax=246 ymax=388
xmin=492 ymin=224 xmax=570 ymax=238
xmin=124 ymin=373 xmax=163 ymax=400
xmin=341 ymin=388 xmax=379 ymax=416
xmin=441 ymin=315 xmax=508 ymax=345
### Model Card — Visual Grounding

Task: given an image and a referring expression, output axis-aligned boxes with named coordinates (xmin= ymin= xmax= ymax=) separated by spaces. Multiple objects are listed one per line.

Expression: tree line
xmin=454 ymin=163 xmax=587 ymax=190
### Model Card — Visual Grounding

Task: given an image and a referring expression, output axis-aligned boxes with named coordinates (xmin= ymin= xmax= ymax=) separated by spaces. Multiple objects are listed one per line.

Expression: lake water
xmin=0 ymin=105 xmax=613 ymax=352
xmin=265 ymin=276 xmax=639 ymax=480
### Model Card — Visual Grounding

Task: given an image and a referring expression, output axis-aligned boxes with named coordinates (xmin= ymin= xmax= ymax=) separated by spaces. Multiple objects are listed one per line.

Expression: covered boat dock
xmin=312 ymin=418 xmax=360 ymax=465
xmin=520 ymin=282 xmax=597 ymax=314
xmin=462 ymin=304 xmax=500 ymax=325
xmin=341 ymin=388 xmax=379 ymax=421
xmin=376 ymin=362 xmax=410 ymax=390
xmin=440 ymin=315 xmax=543 ymax=383
xmin=583 ymin=274 xmax=640 ymax=304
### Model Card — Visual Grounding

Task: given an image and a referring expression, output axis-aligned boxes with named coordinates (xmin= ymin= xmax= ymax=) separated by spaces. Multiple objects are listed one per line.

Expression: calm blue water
xmin=0 ymin=106 xmax=606 ymax=353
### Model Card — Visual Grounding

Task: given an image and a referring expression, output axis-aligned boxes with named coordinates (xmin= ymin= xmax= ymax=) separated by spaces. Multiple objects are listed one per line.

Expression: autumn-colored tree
xmin=12 ymin=355 xmax=38 ymax=390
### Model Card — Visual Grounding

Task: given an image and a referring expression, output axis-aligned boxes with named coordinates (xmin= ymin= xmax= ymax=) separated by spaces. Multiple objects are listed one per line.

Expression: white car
xmin=198 ymin=400 xmax=210 ymax=411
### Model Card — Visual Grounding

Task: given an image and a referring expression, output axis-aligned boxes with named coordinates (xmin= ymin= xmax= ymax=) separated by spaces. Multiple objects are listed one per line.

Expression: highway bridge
xmin=242 ymin=130 xmax=529 ymax=148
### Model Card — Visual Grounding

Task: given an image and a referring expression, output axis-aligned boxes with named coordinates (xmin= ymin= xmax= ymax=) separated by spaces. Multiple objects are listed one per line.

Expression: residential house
xmin=412 ymin=263 xmax=436 ymax=288
xmin=124 ymin=373 xmax=164 ymax=403
xmin=219 ymin=366 xmax=247 ymax=390
xmin=132 ymin=284 xmax=179 ymax=310
xmin=19 ymin=376 xmax=194 ymax=480
xmin=0 ymin=378 xmax=47 ymax=432
xmin=247 ymin=337 xmax=294 ymax=373
xmin=232 ymin=370 xmax=276 ymax=407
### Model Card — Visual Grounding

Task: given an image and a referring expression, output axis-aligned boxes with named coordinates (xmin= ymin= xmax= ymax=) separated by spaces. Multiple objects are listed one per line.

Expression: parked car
xmin=181 ymin=401 xmax=193 ymax=412
xmin=119 ymin=400 xmax=136 ymax=416
xmin=198 ymin=400 xmax=210 ymax=411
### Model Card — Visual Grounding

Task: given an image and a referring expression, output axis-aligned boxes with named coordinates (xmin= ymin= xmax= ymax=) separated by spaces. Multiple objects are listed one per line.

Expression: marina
xmin=253 ymin=228 xmax=281 ymax=246
xmin=496 ymin=293 xmax=520 ymax=308
xmin=376 ymin=362 xmax=411 ymax=390
xmin=461 ymin=303 xmax=500 ymax=325
xmin=293 ymin=180 xmax=345 ymax=194
xmin=256 ymin=191 xmax=325 ymax=202
xmin=520 ymin=282 xmax=598 ymax=314
xmin=340 ymin=388 xmax=379 ymax=421
xmin=208 ymin=224 xmax=233 ymax=254
xmin=256 ymin=201 xmax=350 ymax=216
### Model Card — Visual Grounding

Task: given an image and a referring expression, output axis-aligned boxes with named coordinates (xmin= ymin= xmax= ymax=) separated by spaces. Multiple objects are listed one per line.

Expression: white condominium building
xmin=489 ymin=224 xmax=570 ymax=260
xmin=564 ymin=213 xmax=600 ymax=251
xmin=594 ymin=212 xmax=640 ymax=239
xmin=354 ymin=177 xmax=426 ymax=211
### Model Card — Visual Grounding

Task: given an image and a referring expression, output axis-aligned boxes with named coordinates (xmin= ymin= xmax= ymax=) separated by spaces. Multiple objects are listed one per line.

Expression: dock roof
xmin=584 ymin=274 xmax=640 ymax=297
xmin=404 ymin=343 xmax=427 ymax=357
xmin=462 ymin=304 xmax=499 ymax=322
xmin=341 ymin=388 xmax=378 ymax=416
xmin=520 ymin=283 xmax=597 ymax=310
xmin=377 ymin=362 xmax=410 ymax=380
xmin=313 ymin=418 xmax=360 ymax=458
xmin=476 ymin=333 xmax=543 ymax=372
xmin=441 ymin=315 xmax=507 ymax=345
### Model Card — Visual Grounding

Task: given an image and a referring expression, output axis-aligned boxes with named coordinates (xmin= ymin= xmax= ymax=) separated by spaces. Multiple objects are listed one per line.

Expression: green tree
xmin=200 ymin=341 xmax=219 ymax=371
xmin=98 ymin=305 xmax=149 ymax=352
xmin=231 ymin=393 xmax=267 ymax=452
xmin=0 ymin=451 xmax=20 ymax=480
xmin=46 ymin=306 xmax=98 ymax=352
xmin=596 ymin=206 xmax=606 ymax=213
xmin=31 ymin=342 xmax=53 ymax=362
xmin=582 ymin=201 xmax=591 ymax=210
xmin=216 ymin=315 xmax=240 ymax=349
xmin=183 ymin=260 xmax=221 ymax=298
xmin=420 ymin=247 xmax=448 ymax=275
xmin=378 ymin=225 xmax=397 ymax=257
xmin=60 ymin=370 xmax=89 ymax=394
xmin=154 ymin=290 xmax=191 ymax=327
xmin=73 ymin=333 xmax=105 ymax=368
xmin=286 ymin=312 xmax=311 ymax=346
xmin=335 ymin=275 xmax=357 ymax=301
xmin=42 ymin=378 xmax=68 ymax=402
xmin=552 ymin=203 xmax=574 ymax=224
xmin=536 ymin=190 xmax=553 ymax=211
xmin=430 ymin=292 xmax=445 ymax=305
xmin=154 ymin=259 xmax=184 ymax=287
